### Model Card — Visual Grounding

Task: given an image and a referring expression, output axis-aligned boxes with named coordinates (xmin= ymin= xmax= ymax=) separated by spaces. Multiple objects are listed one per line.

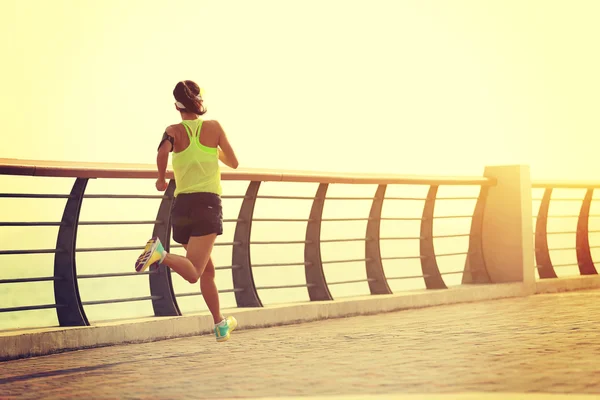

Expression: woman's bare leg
xmin=161 ymin=234 xmax=215 ymax=284
xmin=201 ymin=257 xmax=224 ymax=324
xmin=183 ymin=239 xmax=223 ymax=324
xmin=160 ymin=253 xmax=199 ymax=283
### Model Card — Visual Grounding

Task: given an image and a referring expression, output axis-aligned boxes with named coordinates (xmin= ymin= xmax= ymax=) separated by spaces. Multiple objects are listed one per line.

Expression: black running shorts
xmin=171 ymin=192 xmax=223 ymax=245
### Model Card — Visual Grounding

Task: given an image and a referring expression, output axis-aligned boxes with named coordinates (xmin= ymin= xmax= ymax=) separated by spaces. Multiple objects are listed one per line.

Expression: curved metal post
xmin=304 ymin=183 xmax=333 ymax=301
xmin=462 ymin=186 xmax=491 ymax=284
xmin=54 ymin=178 xmax=89 ymax=326
xmin=232 ymin=181 xmax=263 ymax=307
xmin=535 ymin=188 xmax=557 ymax=279
xmin=365 ymin=185 xmax=392 ymax=294
xmin=419 ymin=185 xmax=447 ymax=289
xmin=576 ymin=189 xmax=597 ymax=275
xmin=150 ymin=180 xmax=181 ymax=316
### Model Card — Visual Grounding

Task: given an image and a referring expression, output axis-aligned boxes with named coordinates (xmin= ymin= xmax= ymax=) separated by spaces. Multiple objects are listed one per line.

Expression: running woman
xmin=135 ymin=80 xmax=239 ymax=342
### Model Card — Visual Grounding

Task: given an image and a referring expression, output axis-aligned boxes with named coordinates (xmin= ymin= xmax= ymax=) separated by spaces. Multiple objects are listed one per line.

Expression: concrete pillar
xmin=481 ymin=165 xmax=535 ymax=286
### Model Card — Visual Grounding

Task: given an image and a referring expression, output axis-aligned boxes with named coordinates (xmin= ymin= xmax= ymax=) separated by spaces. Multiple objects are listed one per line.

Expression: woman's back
xmin=170 ymin=119 xmax=222 ymax=197
xmin=169 ymin=119 xmax=221 ymax=151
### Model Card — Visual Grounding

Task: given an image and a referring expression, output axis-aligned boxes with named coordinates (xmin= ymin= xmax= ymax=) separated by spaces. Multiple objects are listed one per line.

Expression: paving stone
xmin=0 ymin=290 xmax=599 ymax=399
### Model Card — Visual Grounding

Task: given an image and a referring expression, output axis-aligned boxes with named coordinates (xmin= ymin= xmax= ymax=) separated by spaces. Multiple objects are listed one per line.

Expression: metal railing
xmin=1 ymin=158 xmax=495 ymax=329
xmin=532 ymin=181 xmax=600 ymax=279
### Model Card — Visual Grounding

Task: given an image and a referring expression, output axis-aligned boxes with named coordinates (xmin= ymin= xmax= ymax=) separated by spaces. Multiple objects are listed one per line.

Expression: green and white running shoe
xmin=215 ymin=316 xmax=238 ymax=342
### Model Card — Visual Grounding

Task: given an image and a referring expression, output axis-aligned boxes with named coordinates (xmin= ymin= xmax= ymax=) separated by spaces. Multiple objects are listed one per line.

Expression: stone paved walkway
xmin=1 ymin=290 xmax=599 ymax=399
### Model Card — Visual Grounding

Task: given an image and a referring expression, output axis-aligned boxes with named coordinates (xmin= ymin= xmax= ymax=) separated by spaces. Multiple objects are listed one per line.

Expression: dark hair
xmin=173 ymin=80 xmax=206 ymax=115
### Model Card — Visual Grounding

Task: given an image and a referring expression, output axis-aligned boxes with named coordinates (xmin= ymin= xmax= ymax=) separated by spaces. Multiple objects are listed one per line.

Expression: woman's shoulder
xmin=165 ymin=124 xmax=184 ymax=135
xmin=202 ymin=119 xmax=224 ymax=130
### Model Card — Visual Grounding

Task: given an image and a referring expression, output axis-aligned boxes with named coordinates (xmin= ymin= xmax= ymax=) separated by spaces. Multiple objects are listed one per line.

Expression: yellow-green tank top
xmin=172 ymin=119 xmax=222 ymax=197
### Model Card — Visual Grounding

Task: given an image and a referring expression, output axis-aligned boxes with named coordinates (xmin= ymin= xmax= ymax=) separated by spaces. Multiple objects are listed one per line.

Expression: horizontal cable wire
xmin=432 ymin=234 xmax=470 ymax=239
xmin=84 ymin=194 xmax=166 ymax=199
xmin=432 ymin=215 xmax=472 ymax=219
xmin=532 ymin=198 xmax=588 ymax=202
xmin=78 ymin=271 xmax=157 ymax=279
xmin=379 ymin=236 xmax=422 ymax=241
xmin=79 ymin=220 xmax=163 ymax=226
xmin=256 ymin=283 xmax=314 ymax=290
xmin=77 ymin=246 xmax=147 ymax=253
xmin=381 ymin=255 xmax=424 ymax=261
xmin=320 ymin=238 xmax=369 ymax=243
xmin=380 ymin=217 xmax=424 ymax=221
xmin=0 ymin=248 xmax=62 ymax=255
xmin=176 ymin=288 xmax=242 ymax=297
xmin=256 ymin=195 xmax=315 ymax=200
xmin=171 ymin=242 xmax=238 ymax=249
xmin=387 ymin=274 xmax=428 ymax=280
xmin=322 ymin=258 xmax=371 ymax=264
xmin=0 ymin=221 xmax=63 ymax=227
xmin=545 ymin=215 xmax=585 ymax=219
xmin=324 ymin=196 xmax=375 ymax=200
xmin=0 ymin=193 xmax=71 ymax=199
xmin=216 ymin=265 xmax=239 ymax=270
xmin=535 ymin=263 xmax=578 ymax=269
xmin=252 ymin=261 xmax=310 ymax=268
xmin=322 ymin=218 xmax=370 ymax=222
xmin=435 ymin=251 xmax=469 ymax=257
xmin=0 ymin=276 xmax=60 ymax=284
xmin=384 ymin=197 xmax=427 ymax=201
xmin=253 ymin=218 xmax=311 ymax=222
xmin=436 ymin=197 xmax=478 ymax=201
xmin=551 ymin=262 xmax=580 ymax=268
xmin=327 ymin=278 xmax=375 ymax=285
xmin=82 ymin=296 xmax=161 ymax=306
xmin=0 ymin=304 xmax=60 ymax=313
xmin=250 ymin=240 xmax=309 ymax=245
xmin=545 ymin=247 xmax=576 ymax=252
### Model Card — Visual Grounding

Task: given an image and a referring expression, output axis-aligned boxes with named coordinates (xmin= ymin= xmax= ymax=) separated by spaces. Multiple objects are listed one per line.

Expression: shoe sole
xmin=135 ymin=237 xmax=160 ymax=273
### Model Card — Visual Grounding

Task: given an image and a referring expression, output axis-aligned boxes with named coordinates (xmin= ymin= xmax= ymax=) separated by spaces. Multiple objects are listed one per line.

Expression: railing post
xmin=304 ymin=183 xmax=333 ymax=301
xmin=365 ymin=184 xmax=392 ymax=294
xmin=535 ymin=189 xmax=557 ymax=279
xmin=150 ymin=180 xmax=181 ymax=316
xmin=420 ymin=185 xmax=447 ymax=289
xmin=232 ymin=181 xmax=263 ymax=307
xmin=576 ymin=189 xmax=597 ymax=275
xmin=482 ymin=165 xmax=535 ymax=285
xmin=462 ymin=185 xmax=492 ymax=284
xmin=54 ymin=178 xmax=89 ymax=326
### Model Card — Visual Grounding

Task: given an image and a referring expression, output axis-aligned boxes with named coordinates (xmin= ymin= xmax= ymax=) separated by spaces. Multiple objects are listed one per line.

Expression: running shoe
xmin=215 ymin=316 xmax=238 ymax=342
xmin=135 ymin=236 xmax=165 ymax=273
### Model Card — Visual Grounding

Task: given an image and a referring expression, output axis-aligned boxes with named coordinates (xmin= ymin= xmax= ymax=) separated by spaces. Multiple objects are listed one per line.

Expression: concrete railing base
xmin=1 ymin=278 xmax=599 ymax=361
xmin=535 ymin=274 xmax=600 ymax=294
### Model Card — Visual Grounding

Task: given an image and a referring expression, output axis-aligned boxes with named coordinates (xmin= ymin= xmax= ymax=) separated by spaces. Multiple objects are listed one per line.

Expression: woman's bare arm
xmin=156 ymin=127 xmax=175 ymax=180
xmin=216 ymin=122 xmax=239 ymax=169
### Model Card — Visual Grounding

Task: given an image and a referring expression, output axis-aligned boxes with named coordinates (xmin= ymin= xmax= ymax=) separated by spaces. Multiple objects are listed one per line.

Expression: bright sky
xmin=1 ymin=0 xmax=599 ymax=179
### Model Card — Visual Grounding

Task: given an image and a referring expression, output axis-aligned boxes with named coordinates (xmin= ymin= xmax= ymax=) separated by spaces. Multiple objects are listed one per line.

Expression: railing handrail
xmin=0 ymin=158 xmax=495 ymax=186
xmin=533 ymin=181 xmax=600 ymax=189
